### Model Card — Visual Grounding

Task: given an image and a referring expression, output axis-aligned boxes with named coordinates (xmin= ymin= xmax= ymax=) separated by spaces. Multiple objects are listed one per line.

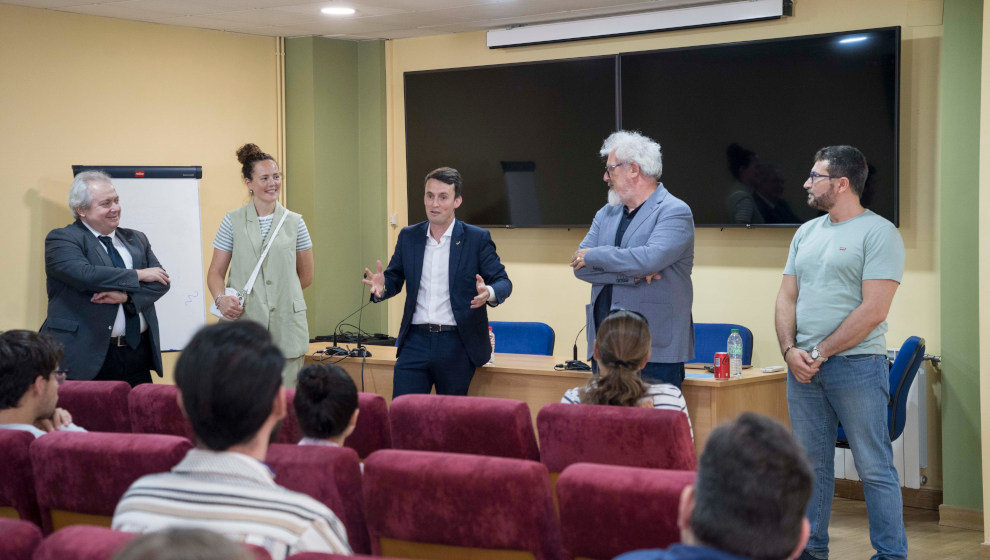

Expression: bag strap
xmin=243 ymin=210 xmax=290 ymax=295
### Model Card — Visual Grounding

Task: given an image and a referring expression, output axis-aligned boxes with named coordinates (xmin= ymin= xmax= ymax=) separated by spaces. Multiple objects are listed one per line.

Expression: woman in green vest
xmin=206 ymin=144 xmax=314 ymax=387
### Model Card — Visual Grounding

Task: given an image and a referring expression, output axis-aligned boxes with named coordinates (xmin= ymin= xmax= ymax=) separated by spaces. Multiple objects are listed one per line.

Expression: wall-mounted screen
xmin=404 ymin=26 xmax=899 ymax=228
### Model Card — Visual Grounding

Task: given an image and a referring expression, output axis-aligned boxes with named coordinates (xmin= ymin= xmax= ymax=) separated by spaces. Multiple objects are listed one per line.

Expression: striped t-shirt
xmin=213 ymin=214 xmax=313 ymax=252
xmin=562 ymin=382 xmax=693 ymax=436
xmin=112 ymin=449 xmax=351 ymax=560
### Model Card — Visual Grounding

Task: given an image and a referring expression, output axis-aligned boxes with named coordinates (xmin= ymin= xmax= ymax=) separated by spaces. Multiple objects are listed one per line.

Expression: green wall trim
xmin=939 ymin=0 xmax=983 ymax=510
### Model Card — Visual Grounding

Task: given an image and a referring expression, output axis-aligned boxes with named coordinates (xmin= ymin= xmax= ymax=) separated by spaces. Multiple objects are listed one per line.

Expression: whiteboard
xmin=115 ymin=178 xmax=206 ymax=351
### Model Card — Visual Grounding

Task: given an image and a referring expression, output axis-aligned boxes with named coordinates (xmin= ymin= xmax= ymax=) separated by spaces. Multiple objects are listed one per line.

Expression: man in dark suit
xmin=363 ymin=167 xmax=511 ymax=397
xmin=41 ymin=171 xmax=170 ymax=386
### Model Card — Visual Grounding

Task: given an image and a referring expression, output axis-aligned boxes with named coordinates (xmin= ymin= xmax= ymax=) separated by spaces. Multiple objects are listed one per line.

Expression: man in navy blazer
xmin=363 ymin=167 xmax=511 ymax=397
xmin=572 ymin=131 xmax=695 ymax=388
xmin=40 ymin=171 xmax=170 ymax=386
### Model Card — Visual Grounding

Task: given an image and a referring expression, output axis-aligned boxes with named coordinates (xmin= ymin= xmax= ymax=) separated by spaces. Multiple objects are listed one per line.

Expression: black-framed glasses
xmin=605 ymin=162 xmax=629 ymax=178
xmin=807 ymin=171 xmax=836 ymax=183
xmin=52 ymin=369 xmax=68 ymax=384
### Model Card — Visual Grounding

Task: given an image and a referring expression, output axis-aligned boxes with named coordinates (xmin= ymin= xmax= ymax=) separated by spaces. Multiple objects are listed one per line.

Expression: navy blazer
xmin=41 ymin=221 xmax=169 ymax=380
xmin=376 ymin=220 xmax=511 ymax=367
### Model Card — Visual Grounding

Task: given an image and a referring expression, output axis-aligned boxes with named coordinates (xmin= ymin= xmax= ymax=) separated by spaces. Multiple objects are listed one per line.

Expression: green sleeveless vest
xmin=226 ymin=202 xmax=309 ymax=359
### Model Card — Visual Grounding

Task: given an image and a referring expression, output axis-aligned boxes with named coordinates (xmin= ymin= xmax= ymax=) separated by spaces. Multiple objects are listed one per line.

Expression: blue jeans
xmin=787 ymin=354 xmax=907 ymax=560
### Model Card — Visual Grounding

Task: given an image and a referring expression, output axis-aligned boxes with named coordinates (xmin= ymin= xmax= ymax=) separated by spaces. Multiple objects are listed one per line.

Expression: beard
xmin=607 ymin=188 xmax=621 ymax=207
xmin=807 ymin=185 xmax=836 ymax=211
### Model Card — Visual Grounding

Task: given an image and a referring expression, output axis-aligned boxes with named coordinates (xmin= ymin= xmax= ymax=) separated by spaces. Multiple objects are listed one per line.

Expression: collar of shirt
xmin=623 ymin=202 xmax=644 ymax=220
xmin=298 ymin=437 xmax=341 ymax=447
xmin=173 ymin=449 xmax=278 ymax=484
xmin=425 ymin=218 xmax=456 ymax=245
xmin=80 ymin=220 xmax=116 ymax=240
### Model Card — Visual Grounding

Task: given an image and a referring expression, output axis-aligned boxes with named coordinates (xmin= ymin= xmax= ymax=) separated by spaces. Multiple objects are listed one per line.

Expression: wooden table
xmin=307 ymin=342 xmax=788 ymax=455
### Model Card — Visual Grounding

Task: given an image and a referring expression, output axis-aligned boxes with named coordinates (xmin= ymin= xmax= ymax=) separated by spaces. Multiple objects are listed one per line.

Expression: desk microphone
xmin=563 ymin=324 xmax=591 ymax=371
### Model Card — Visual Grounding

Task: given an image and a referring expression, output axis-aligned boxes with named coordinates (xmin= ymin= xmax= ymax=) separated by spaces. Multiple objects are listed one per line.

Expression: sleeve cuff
xmin=486 ymin=285 xmax=497 ymax=305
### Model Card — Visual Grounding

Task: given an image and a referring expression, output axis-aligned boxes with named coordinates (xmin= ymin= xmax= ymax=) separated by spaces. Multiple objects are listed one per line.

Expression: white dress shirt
xmin=412 ymin=220 xmax=458 ymax=326
xmin=81 ymin=221 xmax=148 ymax=335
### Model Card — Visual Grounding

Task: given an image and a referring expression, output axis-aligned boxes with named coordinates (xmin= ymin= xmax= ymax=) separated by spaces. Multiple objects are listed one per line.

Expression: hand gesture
xmin=137 ymin=267 xmax=170 ymax=285
xmin=91 ymin=291 xmax=128 ymax=305
xmin=470 ymin=274 xmax=491 ymax=309
xmin=570 ymin=248 xmax=589 ymax=270
xmin=785 ymin=348 xmax=820 ymax=383
xmin=218 ymin=294 xmax=244 ymax=320
xmin=363 ymin=260 xmax=385 ymax=299
xmin=636 ymin=272 xmax=662 ymax=284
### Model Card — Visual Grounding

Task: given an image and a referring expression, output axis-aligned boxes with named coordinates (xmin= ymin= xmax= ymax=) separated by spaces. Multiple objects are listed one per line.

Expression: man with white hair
xmin=571 ymin=131 xmax=695 ymax=388
xmin=40 ymin=171 xmax=170 ymax=386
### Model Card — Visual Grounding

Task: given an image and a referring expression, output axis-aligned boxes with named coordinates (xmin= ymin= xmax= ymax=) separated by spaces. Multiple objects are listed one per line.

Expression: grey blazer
xmin=41 ymin=221 xmax=169 ymax=380
xmin=574 ymin=184 xmax=695 ymax=363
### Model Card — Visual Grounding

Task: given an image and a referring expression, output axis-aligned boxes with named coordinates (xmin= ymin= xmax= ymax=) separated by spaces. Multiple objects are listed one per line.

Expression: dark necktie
xmin=98 ymin=236 xmax=140 ymax=349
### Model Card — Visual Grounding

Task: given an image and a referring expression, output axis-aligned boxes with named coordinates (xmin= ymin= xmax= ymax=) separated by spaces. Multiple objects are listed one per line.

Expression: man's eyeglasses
xmin=52 ymin=369 xmax=68 ymax=384
xmin=807 ymin=172 xmax=836 ymax=183
xmin=605 ymin=162 xmax=629 ymax=178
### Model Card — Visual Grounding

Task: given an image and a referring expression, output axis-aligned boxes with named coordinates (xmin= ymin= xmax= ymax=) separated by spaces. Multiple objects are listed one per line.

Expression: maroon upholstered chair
xmin=30 ymin=431 xmax=193 ymax=533
xmin=389 ymin=394 xmax=539 ymax=460
xmin=57 ymin=380 xmax=132 ymax=433
xmin=363 ymin=449 xmax=565 ymax=560
xmin=557 ymin=463 xmax=696 ymax=560
xmin=266 ymin=443 xmax=369 ymax=554
xmin=537 ymin=403 xmax=696 ymax=474
xmin=275 ymin=388 xmax=303 ymax=444
xmin=288 ymin=554 xmax=404 ymax=560
xmin=0 ymin=429 xmax=41 ymax=526
xmin=0 ymin=518 xmax=43 ymax=560
xmin=128 ymin=383 xmax=194 ymax=440
xmin=343 ymin=392 xmax=391 ymax=458
xmin=33 ymin=525 xmax=134 ymax=560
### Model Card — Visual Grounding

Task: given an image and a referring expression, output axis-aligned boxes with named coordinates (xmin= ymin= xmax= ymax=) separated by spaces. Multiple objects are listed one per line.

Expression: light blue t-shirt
xmin=783 ymin=210 xmax=904 ymax=356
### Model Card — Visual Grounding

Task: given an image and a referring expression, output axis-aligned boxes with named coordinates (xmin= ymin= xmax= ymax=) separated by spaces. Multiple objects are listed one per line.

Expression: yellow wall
xmin=980 ymin=0 xmax=990 ymax=543
xmin=0 ymin=5 xmax=282 ymax=380
xmin=384 ymin=1 xmax=942 ymax=368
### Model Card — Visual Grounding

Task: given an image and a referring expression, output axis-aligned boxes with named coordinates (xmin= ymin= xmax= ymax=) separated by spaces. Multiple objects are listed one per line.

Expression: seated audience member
xmin=0 ymin=329 xmax=85 ymax=437
xmin=112 ymin=321 xmax=352 ymax=559
xmin=113 ymin=528 xmax=254 ymax=560
xmin=294 ymin=364 xmax=359 ymax=447
xmin=616 ymin=413 xmax=812 ymax=560
xmin=562 ymin=310 xmax=690 ymax=431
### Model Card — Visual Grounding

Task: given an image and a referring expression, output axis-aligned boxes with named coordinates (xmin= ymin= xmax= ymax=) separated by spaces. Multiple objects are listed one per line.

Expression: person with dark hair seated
xmin=112 ymin=322 xmax=351 ymax=559
xmin=112 ymin=528 xmax=254 ymax=560
xmin=0 ymin=329 xmax=85 ymax=437
xmin=294 ymin=364 xmax=359 ymax=447
xmin=562 ymin=310 xmax=690 ymax=433
xmin=615 ymin=413 xmax=812 ymax=560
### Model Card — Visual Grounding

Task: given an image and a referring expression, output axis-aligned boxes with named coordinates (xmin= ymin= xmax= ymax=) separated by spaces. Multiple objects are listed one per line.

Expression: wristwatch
xmin=811 ymin=345 xmax=828 ymax=363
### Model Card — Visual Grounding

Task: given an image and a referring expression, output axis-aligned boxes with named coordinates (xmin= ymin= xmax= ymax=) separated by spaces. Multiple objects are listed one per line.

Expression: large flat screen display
xmin=404 ymin=27 xmax=899 ymax=228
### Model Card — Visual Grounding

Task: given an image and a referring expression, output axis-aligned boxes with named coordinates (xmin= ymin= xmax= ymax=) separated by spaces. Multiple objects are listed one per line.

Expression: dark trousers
xmin=93 ymin=331 xmax=154 ymax=387
xmin=393 ymin=328 xmax=475 ymax=398
xmin=592 ymin=359 xmax=685 ymax=389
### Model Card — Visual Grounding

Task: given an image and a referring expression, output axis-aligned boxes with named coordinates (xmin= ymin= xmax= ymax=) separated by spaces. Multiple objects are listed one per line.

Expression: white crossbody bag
xmin=210 ymin=211 xmax=289 ymax=320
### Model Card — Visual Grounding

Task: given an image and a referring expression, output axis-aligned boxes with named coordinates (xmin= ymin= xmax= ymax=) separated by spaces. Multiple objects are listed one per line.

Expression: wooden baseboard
xmin=981 ymin=542 xmax=990 ymax=560
xmin=834 ymin=479 xmax=943 ymax=510
xmin=939 ymin=505 xmax=983 ymax=531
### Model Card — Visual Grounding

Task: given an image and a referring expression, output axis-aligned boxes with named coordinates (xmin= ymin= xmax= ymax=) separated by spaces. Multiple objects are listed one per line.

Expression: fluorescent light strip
xmin=487 ymin=0 xmax=784 ymax=48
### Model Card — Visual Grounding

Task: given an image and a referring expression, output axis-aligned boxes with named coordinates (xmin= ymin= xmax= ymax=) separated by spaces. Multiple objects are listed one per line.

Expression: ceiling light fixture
xmin=321 ymin=6 xmax=355 ymax=16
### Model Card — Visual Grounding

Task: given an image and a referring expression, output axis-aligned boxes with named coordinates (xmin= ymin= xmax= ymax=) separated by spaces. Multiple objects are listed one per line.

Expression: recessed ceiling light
xmin=321 ymin=6 xmax=355 ymax=16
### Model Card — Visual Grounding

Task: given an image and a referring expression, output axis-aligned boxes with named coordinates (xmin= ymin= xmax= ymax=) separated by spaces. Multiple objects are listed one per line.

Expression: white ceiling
xmin=0 ymin=0 xmax=731 ymax=40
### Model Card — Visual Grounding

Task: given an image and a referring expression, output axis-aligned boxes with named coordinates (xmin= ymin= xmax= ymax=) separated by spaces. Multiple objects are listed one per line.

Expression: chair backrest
xmin=343 ymin=393 xmax=392 ymax=458
xmin=557 ymin=463 xmax=695 ymax=560
xmin=128 ymin=383 xmax=194 ymax=440
xmin=30 ymin=431 xmax=193 ymax=533
xmin=537 ymin=403 xmax=696 ymax=473
xmin=288 ymin=554 xmax=404 ymax=560
xmin=266 ymin=443 xmax=369 ymax=554
xmin=33 ymin=526 xmax=134 ymax=560
xmin=692 ymin=323 xmax=753 ymax=365
xmin=57 ymin=381 xmax=132 ymax=432
xmin=0 ymin=518 xmax=42 ymax=560
xmin=489 ymin=321 xmax=555 ymax=356
xmin=276 ymin=388 xmax=303 ymax=444
xmin=888 ymin=336 xmax=926 ymax=441
xmin=363 ymin=449 xmax=565 ymax=560
xmin=390 ymin=394 xmax=540 ymax=461
xmin=0 ymin=429 xmax=41 ymax=526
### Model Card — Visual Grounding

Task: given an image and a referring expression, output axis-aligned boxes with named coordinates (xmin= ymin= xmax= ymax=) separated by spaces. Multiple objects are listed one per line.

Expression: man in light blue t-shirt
xmin=774 ymin=146 xmax=906 ymax=560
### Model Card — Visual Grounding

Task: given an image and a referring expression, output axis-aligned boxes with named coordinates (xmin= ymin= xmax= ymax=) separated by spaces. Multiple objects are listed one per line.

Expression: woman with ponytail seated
xmin=294 ymin=363 xmax=359 ymax=447
xmin=562 ymin=310 xmax=691 ymax=434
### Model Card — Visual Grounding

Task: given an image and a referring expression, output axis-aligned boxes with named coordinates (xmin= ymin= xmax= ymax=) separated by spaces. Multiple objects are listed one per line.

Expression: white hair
xmin=599 ymin=130 xmax=663 ymax=179
xmin=68 ymin=170 xmax=112 ymax=219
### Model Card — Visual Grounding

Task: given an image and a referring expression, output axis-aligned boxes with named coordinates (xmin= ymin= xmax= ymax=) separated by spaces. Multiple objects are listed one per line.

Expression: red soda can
xmin=714 ymin=352 xmax=730 ymax=379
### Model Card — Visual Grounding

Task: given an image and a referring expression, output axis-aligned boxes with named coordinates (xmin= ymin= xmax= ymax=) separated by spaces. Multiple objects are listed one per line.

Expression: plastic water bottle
xmin=728 ymin=328 xmax=743 ymax=378
xmin=488 ymin=326 xmax=495 ymax=364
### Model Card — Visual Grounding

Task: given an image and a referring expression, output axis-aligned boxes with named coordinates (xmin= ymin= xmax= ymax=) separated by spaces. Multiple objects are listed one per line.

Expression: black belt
xmin=412 ymin=324 xmax=458 ymax=333
xmin=110 ymin=331 xmax=148 ymax=347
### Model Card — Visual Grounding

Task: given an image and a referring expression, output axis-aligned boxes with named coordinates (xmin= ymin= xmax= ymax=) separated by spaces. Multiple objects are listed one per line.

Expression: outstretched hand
xmin=470 ymin=274 xmax=490 ymax=309
xmin=362 ymin=260 xmax=385 ymax=298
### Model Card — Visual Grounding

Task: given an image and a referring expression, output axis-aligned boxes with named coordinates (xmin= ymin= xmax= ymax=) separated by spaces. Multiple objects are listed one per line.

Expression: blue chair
xmin=692 ymin=323 xmax=753 ymax=365
xmin=836 ymin=336 xmax=926 ymax=448
xmin=489 ymin=321 xmax=555 ymax=356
